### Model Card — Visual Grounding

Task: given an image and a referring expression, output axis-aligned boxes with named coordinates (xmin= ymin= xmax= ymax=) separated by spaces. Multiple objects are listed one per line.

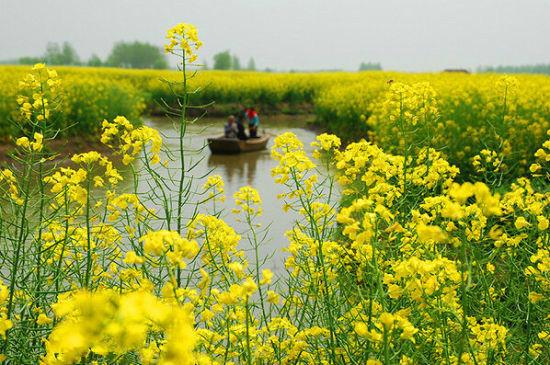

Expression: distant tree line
xmin=9 ymin=43 xmax=391 ymax=73
xmin=477 ymin=64 xmax=550 ymax=75
xmin=14 ymin=43 xmax=260 ymax=71
xmin=16 ymin=41 xmax=168 ymax=69
xmin=210 ymin=50 xmax=256 ymax=71
xmin=359 ymin=62 xmax=382 ymax=71
xmin=18 ymin=42 xmax=81 ymax=66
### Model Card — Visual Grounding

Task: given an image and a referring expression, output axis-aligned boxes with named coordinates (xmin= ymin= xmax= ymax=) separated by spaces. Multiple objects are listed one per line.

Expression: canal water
xmin=142 ymin=115 xmax=325 ymax=273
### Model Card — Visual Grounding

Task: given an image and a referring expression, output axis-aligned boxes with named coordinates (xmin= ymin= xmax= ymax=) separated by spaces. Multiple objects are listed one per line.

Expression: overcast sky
xmin=1 ymin=0 xmax=549 ymax=71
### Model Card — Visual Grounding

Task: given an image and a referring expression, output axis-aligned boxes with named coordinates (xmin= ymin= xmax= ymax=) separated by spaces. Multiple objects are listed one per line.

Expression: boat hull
xmin=207 ymin=134 xmax=270 ymax=154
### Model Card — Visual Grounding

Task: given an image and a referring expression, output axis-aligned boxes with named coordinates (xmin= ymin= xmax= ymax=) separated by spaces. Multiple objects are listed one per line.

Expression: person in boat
xmin=224 ymin=115 xmax=238 ymax=138
xmin=235 ymin=107 xmax=249 ymax=140
xmin=246 ymin=107 xmax=260 ymax=138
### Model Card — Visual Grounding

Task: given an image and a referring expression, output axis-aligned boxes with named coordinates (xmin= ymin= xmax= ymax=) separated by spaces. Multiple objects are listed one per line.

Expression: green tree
xmin=246 ymin=57 xmax=256 ymax=71
xmin=477 ymin=63 xmax=550 ymax=74
xmin=44 ymin=42 xmax=80 ymax=65
xmin=62 ymin=42 xmax=80 ymax=65
xmin=232 ymin=55 xmax=241 ymax=70
xmin=107 ymin=41 xmax=168 ymax=69
xmin=44 ymin=43 xmax=62 ymax=65
xmin=87 ymin=54 xmax=103 ymax=67
xmin=213 ymin=50 xmax=232 ymax=70
xmin=358 ymin=62 xmax=382 ymax=71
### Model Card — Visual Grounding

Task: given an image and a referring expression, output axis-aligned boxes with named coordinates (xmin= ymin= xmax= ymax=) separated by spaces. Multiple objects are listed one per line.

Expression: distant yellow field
xmin=1 ymin=65 xmax=549 ymax=177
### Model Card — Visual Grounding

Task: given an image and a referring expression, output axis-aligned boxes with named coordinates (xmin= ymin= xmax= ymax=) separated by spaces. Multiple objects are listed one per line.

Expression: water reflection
xmin=207 ymin=149 xmax=269 ymax=186
xmin=142 ymin=116 xmax=324 ymax=273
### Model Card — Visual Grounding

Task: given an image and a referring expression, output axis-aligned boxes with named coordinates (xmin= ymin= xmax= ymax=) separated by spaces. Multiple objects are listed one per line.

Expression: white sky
xmin=0 ymin=0 xmax=549 ymax=71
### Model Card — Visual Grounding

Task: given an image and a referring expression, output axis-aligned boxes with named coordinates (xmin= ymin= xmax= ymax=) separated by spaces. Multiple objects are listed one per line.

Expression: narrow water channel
xmin=143 ymin=115 xmax=324 ymax=273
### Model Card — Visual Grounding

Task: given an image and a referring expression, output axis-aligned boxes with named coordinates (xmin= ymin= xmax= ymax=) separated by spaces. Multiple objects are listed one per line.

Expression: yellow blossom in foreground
xmin=139 ymin=230 xmax=198 ymax=268
xmin=260 ymin=269 xmax=273 ymax=285
xmin=42 ymin=289 xmax=197 ymax=365
xmin=31 ymin=132 xmax=43 ymax=151
xmin=164 ymin=22 xmax=202 ymax=63
xmin=312 ymin=133 xmax=341 ymax=159
xmin=203 ymin=174 xmax=225 ymax=201
xmin=0 ymin=283 xmax=12 ymax=338
xmin=16 ymin=136 xmax=29 ymax=148
xmin=123 ymin=251 xmax=145 ymax=265
xmin=514 ymin=216 xmax=530 ymax=230
xmin=416 ymin=223 xmax=448 ymax=244
xmin=101 ymin=116 xmax=162 ymax=166
xmin=234 ymin=186 xmax=263 ymax=216
xmin=36 ymin=313 xmax=53 ymax=326
xmin=15 ymin=133 xmax=44 ymax=152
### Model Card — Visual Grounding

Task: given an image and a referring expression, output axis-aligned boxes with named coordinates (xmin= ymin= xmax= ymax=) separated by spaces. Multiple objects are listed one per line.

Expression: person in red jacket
xmin=246 ymin=107 xmax=260 ymax=138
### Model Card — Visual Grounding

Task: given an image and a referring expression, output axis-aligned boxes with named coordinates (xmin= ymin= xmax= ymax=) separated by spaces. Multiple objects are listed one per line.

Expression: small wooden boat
xmin=207 ymin=134 xmax=270 ymax=154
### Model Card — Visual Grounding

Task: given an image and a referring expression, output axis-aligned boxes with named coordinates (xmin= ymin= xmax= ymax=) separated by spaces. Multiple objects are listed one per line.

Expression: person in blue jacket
xmin=246 ymin=107 xmax=260 ymax=138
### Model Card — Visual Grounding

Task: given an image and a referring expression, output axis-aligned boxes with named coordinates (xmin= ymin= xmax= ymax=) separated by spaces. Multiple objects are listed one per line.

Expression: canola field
xmin=0 ymin=22 xmax=548 ymax=365
xmin=1 ymin=65 xmax=549 ymax=180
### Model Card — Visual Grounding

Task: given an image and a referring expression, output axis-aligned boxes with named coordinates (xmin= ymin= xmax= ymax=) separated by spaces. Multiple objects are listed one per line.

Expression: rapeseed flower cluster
xmin=0 ymin=168 xmax=23 ymax=205
xmin=16 ymin=63 xmax=60 ymax=123
xmin=203 ymin=175 xmax=225 ymax=203
xmin=530 ymin=129 xmax=550 ymax=180
xmin=233 ymin=186 xmax=263 ymax=216
xmin=42 ymin=289 xmax=197 ymax=365
xmin=16 ymin=132 xmax=44 ymax=152
xmin=101 ymin=115 xmax=162 ymax=165
xmin=164 ymin=22 xmax=202 ymax=63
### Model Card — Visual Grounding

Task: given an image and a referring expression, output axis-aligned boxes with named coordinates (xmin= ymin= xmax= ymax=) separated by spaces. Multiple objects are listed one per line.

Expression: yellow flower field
xmin=316 ymin=73 xmax=550 ymax=180
xmin=0 ymin=22 xmax=548 ymax=364
xmin=1 ymin=64 xmax=548 ymax=181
